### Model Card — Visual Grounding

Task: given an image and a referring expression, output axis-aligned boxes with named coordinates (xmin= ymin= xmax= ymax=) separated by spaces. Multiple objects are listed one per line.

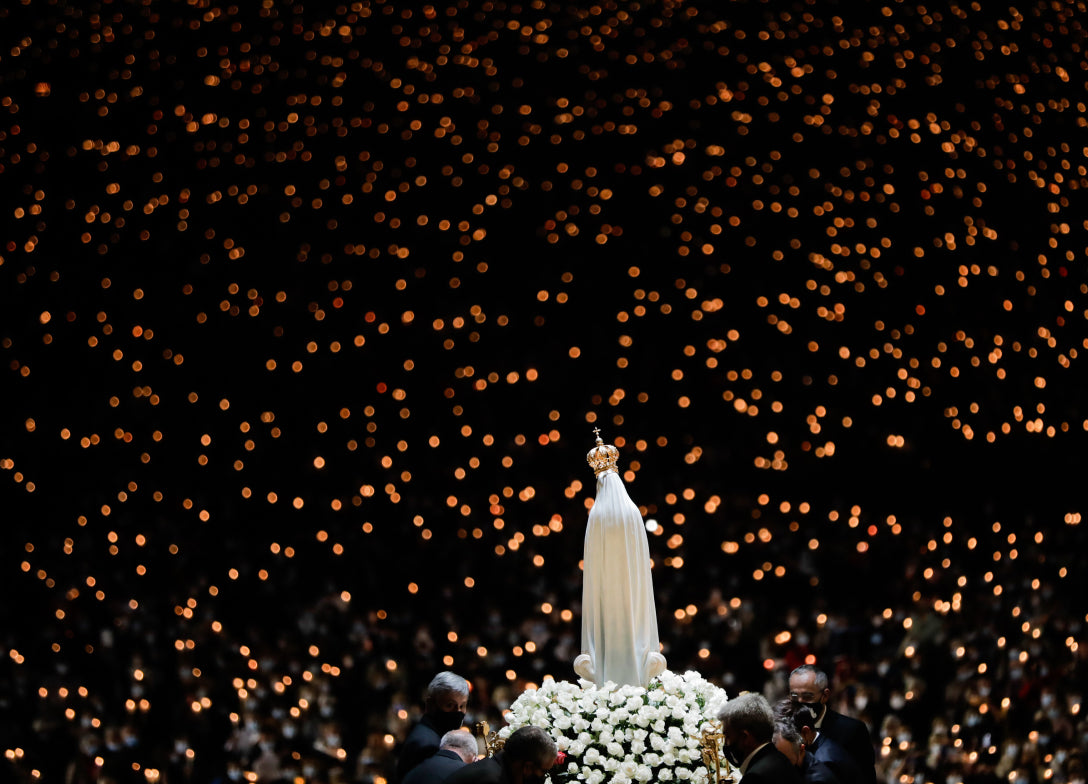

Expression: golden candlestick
xmin=700 ymin=720 xmax=733 ymax=783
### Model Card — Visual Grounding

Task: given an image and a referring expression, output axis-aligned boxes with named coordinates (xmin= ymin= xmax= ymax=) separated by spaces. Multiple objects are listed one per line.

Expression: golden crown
xmin=586 ymin=428 xmax=619 ymax=477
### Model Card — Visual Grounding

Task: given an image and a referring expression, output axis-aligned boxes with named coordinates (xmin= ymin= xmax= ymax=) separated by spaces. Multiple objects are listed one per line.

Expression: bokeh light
xmin=1 ymin=1 xmax=1086 ymax=783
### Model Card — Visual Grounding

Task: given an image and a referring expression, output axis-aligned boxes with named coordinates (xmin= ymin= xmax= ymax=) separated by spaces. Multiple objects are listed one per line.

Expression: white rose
xmin=635 ymin=764 xmax=654 ymax=782
xmin=606 ymin=742 xmax=624 ymax=758
xmin=658 ymin=769 xmax=674 ymax=781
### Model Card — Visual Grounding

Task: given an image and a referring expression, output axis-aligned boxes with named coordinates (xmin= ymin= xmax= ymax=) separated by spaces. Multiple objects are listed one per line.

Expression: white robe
xmin=576 ymin=470 xmax=666 ymax=688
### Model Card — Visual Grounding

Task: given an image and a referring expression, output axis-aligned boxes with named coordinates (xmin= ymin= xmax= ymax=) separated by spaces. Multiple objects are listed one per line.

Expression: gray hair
xmin=440 ymin=730 xmax=479 ymax=762
xmin=717 ymin=692 xmax=775 ymax=743
xmin=773 ymin=720 xmax=803 ymax=752
xmin=504 ymin=725 xmax=557 ymax=767
xmin=790 ymin=664 xmax=829 ymax=691
xmin=427 ymin=671 xmax=470 ymax=700
xmin=772 ymin=698 xmax=796 ymax=723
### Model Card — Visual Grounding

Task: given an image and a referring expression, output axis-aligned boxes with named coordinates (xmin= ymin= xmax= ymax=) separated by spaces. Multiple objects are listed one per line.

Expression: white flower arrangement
xmin=500 ymin=670 xmax=730 ymax=784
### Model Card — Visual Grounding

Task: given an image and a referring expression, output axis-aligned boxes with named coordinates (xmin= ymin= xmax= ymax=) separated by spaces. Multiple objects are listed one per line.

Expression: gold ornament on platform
xmin=701 ymin=720 xmax=734 ymax=783
xmin=475 ymin=720 xmax=504 ymax=758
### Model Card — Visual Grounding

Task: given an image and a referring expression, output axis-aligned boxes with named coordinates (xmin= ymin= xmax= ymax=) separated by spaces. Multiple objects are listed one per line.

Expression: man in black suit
xmin=773 ymin=718 xmax=843 ymax=784
xmin=444 ymin=726 xmax=557 ymax=784
xmin=402 ymin=731 xmax=480 ymax=784
xmin=397 ymin=672 xmax=472 ymax=783
xmin=717 ymin=692 xmax=803 ymax=784
xmin=789 ymin=665 xmax=876 ymax=784
xmin=788 ymin=703 xmax=863 ymax=784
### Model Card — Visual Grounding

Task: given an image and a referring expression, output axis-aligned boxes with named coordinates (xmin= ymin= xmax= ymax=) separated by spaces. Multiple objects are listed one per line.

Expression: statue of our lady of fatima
xmin=574 ymin=429 xmax=667 ymax=688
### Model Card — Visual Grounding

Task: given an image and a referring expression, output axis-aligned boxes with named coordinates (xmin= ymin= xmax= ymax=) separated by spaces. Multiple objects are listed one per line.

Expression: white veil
xmin=575 ymin=465 xmax=666 ymax=688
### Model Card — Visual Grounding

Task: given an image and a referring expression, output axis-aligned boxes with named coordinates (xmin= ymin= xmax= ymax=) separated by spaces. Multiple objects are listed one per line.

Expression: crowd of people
xmin=6 ymin=515 xmax=1083 ymax=784
xmin=389 ymin=654 xmax=1087 ymax=784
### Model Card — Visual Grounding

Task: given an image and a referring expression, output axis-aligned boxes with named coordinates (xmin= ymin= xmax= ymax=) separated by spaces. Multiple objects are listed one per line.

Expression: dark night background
xmin=1 ymin=0 xmax=1086 ymax=782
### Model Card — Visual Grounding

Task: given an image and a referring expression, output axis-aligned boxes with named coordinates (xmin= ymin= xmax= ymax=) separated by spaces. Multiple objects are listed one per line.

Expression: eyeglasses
xmin=789 ymin=692 xmax=820 ymax=702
